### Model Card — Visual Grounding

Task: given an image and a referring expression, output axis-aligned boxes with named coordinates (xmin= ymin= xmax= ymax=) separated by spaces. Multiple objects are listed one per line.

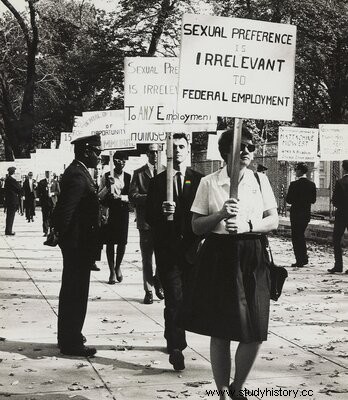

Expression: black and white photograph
xmin=0 ymin=0 xmax=347 ymax=399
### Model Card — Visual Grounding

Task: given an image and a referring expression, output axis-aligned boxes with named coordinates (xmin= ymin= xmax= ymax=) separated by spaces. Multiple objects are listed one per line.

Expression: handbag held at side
xmin=261 ymin=235 xmax=288 ymax=301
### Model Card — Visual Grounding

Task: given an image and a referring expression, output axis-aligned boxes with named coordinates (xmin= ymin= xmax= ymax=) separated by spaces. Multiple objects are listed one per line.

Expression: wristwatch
xmin=248 ymin=220 xmax=253 ymax=232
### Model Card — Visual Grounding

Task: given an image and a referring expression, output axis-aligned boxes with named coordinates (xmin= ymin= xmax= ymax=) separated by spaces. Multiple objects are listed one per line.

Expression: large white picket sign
xmin=177 ymin=14 xmax=296 ymax=121
xmin=319 ymin=124 xmax=348 ymax=161
xmin=278 ymin=127 xmax=318 ymax=162
xmin=124 ymin=57 xmax=215 ymax=127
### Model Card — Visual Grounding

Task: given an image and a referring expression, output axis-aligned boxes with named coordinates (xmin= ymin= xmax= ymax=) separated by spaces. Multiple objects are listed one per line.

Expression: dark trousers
xmin=333 ymin=217 xmax=348 ymax=270
xmin=41 ymin=205 xmax=52 ymax=234
xmin=290 ymin=214 xmax=310 ymax=265
xmin=139 ymin=229 xmax=160 ymax=292
xmin=25 ymin=194 xmax=35 ymax=220
xmin=5 ymin=206 xmax=16 ymax=234
xmin=156 ymin=246 xmax=193 ymax=352
xmin=58 ymin=247 xmax=91 ymax=349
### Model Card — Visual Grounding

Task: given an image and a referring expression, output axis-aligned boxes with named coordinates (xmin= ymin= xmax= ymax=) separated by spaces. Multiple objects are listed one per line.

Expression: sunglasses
xmin=240 ymin=143 xmax=256 ymax=153
xmin=148 ymin=150 xmax=158 ymax=155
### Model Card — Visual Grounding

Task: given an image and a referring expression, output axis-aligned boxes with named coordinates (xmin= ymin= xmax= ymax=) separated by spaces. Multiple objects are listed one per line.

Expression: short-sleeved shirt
xmin=191 ymin=166 xmax=277 ymax=234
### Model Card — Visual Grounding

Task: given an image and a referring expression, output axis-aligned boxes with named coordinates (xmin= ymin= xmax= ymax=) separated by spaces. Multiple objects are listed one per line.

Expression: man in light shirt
xmin=129 ymin=144 xmax=164 ymax=305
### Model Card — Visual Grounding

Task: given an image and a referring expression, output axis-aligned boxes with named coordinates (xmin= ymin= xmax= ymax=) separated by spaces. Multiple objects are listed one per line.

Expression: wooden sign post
xmin=228 ymin=118 xmax=243 ymax=198
xmin=166 ymin=132 xmax=174 ymax=221
xmin=109 ymin=150 xmax=115 ymax=193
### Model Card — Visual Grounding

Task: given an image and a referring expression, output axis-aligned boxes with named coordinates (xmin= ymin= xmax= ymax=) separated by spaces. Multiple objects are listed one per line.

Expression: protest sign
xmin=59 ymin=132 xmax=74 ymax=152
xmin=124 ymin=57 xmax=215 ymax=126
xmin=127 ymin=123 xmax=194 ymax=144
xmin=15 ymin=158 xmax=34 ymax=178
xmin=319 ymin=124 xmax=348 ymax=161
xmin=177 ymin=14 xmax=296 ymax=121
xmin=207 ymin=130 xmax=223 ymax=160
xmin=278 ymin=127 xmax=318 ymax=162
xmin=82 ymin=110 xmax=135 ymax=150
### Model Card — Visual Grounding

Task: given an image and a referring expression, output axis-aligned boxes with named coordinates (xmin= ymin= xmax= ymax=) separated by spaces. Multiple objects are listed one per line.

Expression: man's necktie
xmin=175 ymin=171 xmax=183 ymax=198
xmin=153 ymin=167 xmax=157 ymax=177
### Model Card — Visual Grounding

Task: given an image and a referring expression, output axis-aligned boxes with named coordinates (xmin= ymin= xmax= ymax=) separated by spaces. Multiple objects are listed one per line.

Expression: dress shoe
xmin=60 ymin=345 xmax=96 ymax=357
xmin=58 ymin=335 xmax=87 ymax=349
xmin=153 ymin=276 xmax=164 ymax=300
xmin=90 ymin=263 xmax=100 ymax=271
xmin=327 ymin=267 xmax=343 ymax=274
xmin=144 ymin=291 xmax=153 ymax=304
xmin=169 ymin=349 xmax=185 ymax=371
xmin=291 ymin=262 xmax=307 ymax=268
xmin=5 ymin=232 xmax=15 ymax=236
xmin=108 ymin=279 xmax=116 ymax=284
xmin=155 ymin=287 xmax=164 ymax=300
xmin=228 ymin=383 xmax=248 ymax=400
xmin=115 ymin=269 xmax=123 ymax=282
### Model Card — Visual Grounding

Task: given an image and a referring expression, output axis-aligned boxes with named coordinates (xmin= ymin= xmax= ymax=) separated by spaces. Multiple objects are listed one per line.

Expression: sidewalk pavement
xmin=0 ymin=210 xmax=347 ymax=400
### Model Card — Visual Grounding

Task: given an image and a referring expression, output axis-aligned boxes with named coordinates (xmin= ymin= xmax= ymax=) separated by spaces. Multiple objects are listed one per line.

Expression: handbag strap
xmin=254 ymin=172 xmax=275 ymax=264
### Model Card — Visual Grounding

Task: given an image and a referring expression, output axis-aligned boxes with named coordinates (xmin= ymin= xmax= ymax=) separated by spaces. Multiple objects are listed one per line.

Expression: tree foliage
xmin=208 ymin=0 xmax=348 ymax=140
xmin=0 ymin=0 xmax=347 ymax=159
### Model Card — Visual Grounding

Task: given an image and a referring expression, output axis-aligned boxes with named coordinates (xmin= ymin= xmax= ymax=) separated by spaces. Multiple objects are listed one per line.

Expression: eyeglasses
xmin=240 ymin=143 xmax=256 ymax=153
xmin=148 ymin=150 xmax=158 ymax=155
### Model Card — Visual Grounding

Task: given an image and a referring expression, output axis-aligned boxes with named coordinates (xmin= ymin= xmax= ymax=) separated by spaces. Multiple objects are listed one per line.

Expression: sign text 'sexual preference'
xmin=177 ymin=14 xmax=297 ymax=121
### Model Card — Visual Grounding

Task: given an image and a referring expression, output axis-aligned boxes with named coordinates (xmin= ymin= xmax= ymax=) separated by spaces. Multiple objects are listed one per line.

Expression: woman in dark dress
xmin=99 ymin=152 xmax=131 ymax=284
xmin=184 ymin=127 xmax=278 ymax=400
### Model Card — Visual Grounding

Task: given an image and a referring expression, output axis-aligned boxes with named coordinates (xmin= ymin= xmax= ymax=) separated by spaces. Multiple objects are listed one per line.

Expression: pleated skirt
xmin=180 ymin=233 xmax=271 ymax=343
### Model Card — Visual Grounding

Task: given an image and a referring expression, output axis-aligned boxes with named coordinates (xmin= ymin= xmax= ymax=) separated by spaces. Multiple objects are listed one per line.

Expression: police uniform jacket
xmin=4 ymin=175 xmax=21 ymax=208
xmin=52 ymin=160 xmax=100 ymax=260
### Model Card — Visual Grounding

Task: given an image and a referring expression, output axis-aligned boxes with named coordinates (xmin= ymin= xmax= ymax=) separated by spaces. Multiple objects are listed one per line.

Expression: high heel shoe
xmin=115 ymin=268 xmax=123 ymax=282
xmin=228 ymin=383 xmax=248 ymax=400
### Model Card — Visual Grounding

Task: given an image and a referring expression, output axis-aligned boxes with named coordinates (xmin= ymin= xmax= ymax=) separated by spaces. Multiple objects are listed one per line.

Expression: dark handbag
xmin=43 ymin=228 xmax=59 ymax=247
xmin=261 ymin=235 xmax=288 ymax=301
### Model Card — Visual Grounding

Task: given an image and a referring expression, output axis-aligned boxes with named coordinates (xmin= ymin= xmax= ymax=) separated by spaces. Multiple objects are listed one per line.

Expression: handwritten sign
xmin=278 ymin=127 xmax=318 ymax=162
xmin=126 ymin=123 xmax=196 ymax=144
xmin=124 ymin=57 xmax=215 ymax=127
xmin=81 ymin=110 xmax=135 ymax=150
xmin=59 ymin=132 xmax=74 ymax=152
xmin=177 ymin=14 xmax=296 ymax=121
xmin=319 ymin=124 xmax=348 ymax=161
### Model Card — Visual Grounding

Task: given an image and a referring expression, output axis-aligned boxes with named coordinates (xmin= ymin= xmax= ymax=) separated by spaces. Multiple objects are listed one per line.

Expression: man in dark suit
xmin=146 ymin=133 xmax=203 ymax=371
xmin=23 ymin=171 xmax=36 ymax=222
xmin=52 ymin=133 xmax=101 ymax=357
xmin=328 ymin=160 xmax=348 ymax=274
xmin=286 ymin=162 xmax=316 ymax=267
xmin=129 ymin=144 xmax=164 ymax=304
xmin=4 ymin=166 xmax=21 ymax=235
xmin=37 ymin=171 xmax=54 ymax=236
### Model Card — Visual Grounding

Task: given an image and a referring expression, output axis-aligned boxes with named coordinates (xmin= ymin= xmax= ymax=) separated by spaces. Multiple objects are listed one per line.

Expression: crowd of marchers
xmin=2 ymin=130 xmax=348 ymax=400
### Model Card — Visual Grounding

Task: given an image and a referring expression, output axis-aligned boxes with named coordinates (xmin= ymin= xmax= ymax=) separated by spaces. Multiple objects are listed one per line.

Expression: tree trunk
xmin=0 ymin=0 xmax=38 ymax=158
xmin=147 ymin=0 xmax=175 ymax=56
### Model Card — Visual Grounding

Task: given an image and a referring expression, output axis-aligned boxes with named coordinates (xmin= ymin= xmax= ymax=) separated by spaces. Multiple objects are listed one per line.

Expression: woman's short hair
xmin=218 ymin=126 xmax=253 ymax=162
xmin=113 ymin=151 xmax=127 ymax=161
